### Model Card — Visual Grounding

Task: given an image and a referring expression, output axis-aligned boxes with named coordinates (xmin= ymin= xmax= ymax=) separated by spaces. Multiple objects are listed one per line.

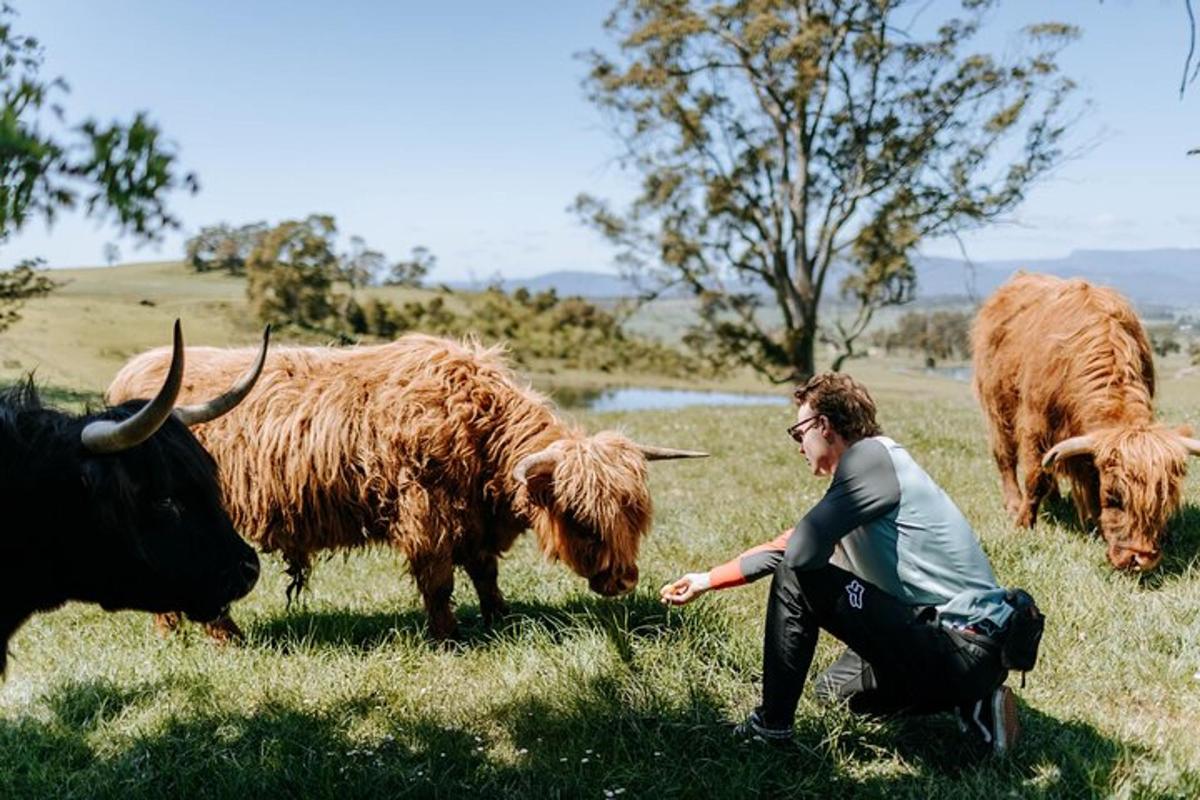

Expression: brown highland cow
xmin=971 ymin=272 xmax=1200 ymax=571
xmin=108 ymin=333 xmax=706 ymax=639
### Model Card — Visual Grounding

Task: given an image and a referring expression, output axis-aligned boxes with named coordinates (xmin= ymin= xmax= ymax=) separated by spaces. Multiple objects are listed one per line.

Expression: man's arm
xmin=784 ymin=438 xmax=900 ymax=570
xmin=705 ymin=528 xmax=795 ymax=589
xmin=661 ymin=439 xmax=900 ymax=605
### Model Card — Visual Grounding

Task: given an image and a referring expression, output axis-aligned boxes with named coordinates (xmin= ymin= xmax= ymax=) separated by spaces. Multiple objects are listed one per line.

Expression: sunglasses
xmin=786 ymin=414 xmax=821 ymax=444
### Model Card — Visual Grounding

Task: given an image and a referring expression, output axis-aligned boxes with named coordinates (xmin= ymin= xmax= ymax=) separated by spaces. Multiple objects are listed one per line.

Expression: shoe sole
xmin=991 ymin=686 xmax=1020 ymax=756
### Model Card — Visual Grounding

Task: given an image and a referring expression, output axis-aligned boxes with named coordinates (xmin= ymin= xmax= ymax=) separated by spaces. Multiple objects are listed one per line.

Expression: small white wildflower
xmin=581 ymin=757 xmax=590 ymax=763
xmin=517 ymin=748 xmax=529 ymax=755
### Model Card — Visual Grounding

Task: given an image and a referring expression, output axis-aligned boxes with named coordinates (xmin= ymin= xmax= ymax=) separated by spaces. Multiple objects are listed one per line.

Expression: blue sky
xmin=5 ymin=1 xmax=1197 ymax=280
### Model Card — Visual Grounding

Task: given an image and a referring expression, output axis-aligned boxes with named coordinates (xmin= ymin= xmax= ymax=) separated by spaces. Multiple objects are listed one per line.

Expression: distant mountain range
xmin=446 ymin=248 xmax=1200 ymax=308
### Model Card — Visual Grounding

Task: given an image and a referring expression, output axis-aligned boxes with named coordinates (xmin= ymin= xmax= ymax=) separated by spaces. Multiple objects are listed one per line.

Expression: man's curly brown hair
xmin=793 ymin=373 xmax=882 ymax=443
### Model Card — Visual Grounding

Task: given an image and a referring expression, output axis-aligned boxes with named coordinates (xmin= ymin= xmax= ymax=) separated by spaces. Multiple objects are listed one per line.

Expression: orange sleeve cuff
xmin=708 ymin=560 xmax=747 ymax=589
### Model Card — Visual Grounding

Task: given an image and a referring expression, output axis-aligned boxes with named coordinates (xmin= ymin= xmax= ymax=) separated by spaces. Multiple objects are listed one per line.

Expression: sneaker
xmin=958 ymin=685 xmax=1020 ymax=756
xmin=732 ymin=709 xmax=793 ymax=744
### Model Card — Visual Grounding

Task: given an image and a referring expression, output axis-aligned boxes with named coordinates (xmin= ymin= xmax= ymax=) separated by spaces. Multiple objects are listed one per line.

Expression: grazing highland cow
xmin=971 ymin=272 xmax=1200 ymax=570
xmin=109 ymin=334 xmax=707 ymax=639
xmin=0 ymin=322 xmax=268 ymax=671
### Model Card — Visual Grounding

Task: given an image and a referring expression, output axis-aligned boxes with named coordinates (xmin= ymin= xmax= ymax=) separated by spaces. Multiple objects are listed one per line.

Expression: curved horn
xmin=638 ymin=444 xmax=709 ymax=461
xmin=1041 ymin=435 xmax=1096 ymax=469
xmin=173 ymin=325 xmax=271 ymax=426
xmin=82 ymin=320 xmax=185 ymax=454
xmin=1174 ymin=434 xmax=1200 ymax=457
xmin=513 ymin=445 xmax=563 ymax=485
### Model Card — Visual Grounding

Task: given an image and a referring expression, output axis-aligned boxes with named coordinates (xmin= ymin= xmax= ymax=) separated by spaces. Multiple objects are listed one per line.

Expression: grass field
xmin=2 ymin=268 xmax=1200 ymax=798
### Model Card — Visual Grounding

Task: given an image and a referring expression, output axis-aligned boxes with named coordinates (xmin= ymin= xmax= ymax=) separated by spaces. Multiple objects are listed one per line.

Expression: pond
xmin=550 ymin=385 xmax=790 ymax=412
xmin=899 ymin=365 xmax=972 ymax=382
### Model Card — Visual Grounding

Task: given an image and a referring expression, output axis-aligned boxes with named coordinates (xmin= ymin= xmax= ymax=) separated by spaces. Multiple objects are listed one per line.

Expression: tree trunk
xmin=788 ymin=318 xmax=817 ymax=384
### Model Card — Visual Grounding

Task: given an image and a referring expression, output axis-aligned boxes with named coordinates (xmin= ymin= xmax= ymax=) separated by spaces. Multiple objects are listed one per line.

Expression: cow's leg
xmin=154 ymin=611 xmax=183 ymax=637
xmin=979 ymin=400 xmax=1023 ymax=519
xmin=989 ymin=432 xmax=1024 ymax=519
xmin=202 ymin=615 xmax=245 ymax=644
xmin=154 ymin=611 xmax=243 ymax=644
xmin=410 ymin=552 xmax=458 ymax=640
xmin=1016 ymin=437 xmax=1053 ymax=528
xmin=464 ymin=551 xmax=508 ymax=626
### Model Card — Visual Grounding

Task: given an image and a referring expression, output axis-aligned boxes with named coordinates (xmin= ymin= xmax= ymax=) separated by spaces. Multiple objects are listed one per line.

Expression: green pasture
xmin=2 ymin=267 xmax=1200 ymax=797
xmin=0 ymin=261 xmax=769 ymax=397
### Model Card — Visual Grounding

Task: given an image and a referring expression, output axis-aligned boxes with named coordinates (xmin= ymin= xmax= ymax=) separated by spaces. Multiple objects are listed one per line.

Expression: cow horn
xmin=1041 ymin=435 xmax=1096 ymax=468
xmin=173 ymin=325 xmax=271 ymax=426
xmin=82 ymin=320 xmax=185 ymax=454
xmin=638 ymin=445 xmax=710 ymax=461
xmin=1174 ymin=434 xmax=1200 ymax=457
xmin=513 ymin=445 xmax=563 ymax=486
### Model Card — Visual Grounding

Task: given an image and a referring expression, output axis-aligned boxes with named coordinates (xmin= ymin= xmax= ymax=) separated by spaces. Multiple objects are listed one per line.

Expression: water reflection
xmin=550 ymin=386 xmax=789 ymax=412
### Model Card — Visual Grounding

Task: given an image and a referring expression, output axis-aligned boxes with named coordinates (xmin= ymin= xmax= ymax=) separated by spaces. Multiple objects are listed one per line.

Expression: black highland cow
xmin=0 ymin=321 xmax=268 ymax=671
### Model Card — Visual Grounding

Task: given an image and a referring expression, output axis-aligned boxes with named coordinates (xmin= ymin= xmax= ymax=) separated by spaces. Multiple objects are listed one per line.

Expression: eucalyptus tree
xmin=577 ymin=0 xmax=1079 ymax=380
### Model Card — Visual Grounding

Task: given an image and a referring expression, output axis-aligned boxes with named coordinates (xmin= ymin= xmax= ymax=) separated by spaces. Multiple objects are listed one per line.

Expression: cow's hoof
xmin=481 ymin=598 xmax=510 ymax=628
xmin=153 ymin=612 xmax=183 ymax=637
xmin=203 ymin=617 xmax=245 ymax=645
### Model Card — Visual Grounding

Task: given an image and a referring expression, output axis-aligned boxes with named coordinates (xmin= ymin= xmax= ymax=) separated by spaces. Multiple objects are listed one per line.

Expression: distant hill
xmin=445 ymin=270 xmax=638 ymax=298
xmin=912 ymin=249 xmax=1200 ymax=306
xmin=448 ymin=248 xmax=1200 ymax=307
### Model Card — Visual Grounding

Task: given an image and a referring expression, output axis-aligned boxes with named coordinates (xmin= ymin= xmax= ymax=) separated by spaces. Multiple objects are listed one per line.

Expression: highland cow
xmin=108 ymin=333 xmax=707 ymax=639
xmin=971 ymin=272 xmax=1200 ymax=570
xmin=0 ymin=322 xmax=268 ymax=671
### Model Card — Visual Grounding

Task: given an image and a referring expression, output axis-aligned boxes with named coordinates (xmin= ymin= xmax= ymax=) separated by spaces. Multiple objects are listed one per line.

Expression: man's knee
xmin=772 ymin=561 xmax=843 ymax=608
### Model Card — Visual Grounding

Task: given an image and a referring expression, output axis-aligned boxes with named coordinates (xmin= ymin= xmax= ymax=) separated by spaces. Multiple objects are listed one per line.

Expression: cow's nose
xmin=240 ymin=557 xmax=261 ymax=587
xmin=1110 ymin=543 xmax=1161 ymax=572
xmin=225 ymin=555 xmax=260 ymax=598
xmin=1129 ymin=549 xmax=1162 ymax=572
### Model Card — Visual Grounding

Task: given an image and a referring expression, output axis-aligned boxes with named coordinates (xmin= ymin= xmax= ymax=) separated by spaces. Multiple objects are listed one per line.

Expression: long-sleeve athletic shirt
xmin=707 ymin=436 xmax=1012 ymax=632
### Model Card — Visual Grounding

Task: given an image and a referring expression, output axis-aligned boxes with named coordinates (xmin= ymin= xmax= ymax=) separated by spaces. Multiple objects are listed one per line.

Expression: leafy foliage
xmin=245 ymin=214 xmax=340 ymax=331
xmin=384 ymin=246 xmax=434 ymax=288
xmin=353 ymin=286 xmax=706 ymax=377
xmin=0 ymin=256 xmax=55 ymax=332
xmin=1147 ymin=326 xmax=1182 ymax=359
xmin=872 ymin=309 xmax=972 ymax=365
xmin=577 ymin=0 xmax=1079 ymax=381
xmin=0 ymin=4 xmax=196 ymax=330
xmin=185 ymin=222 xmax=267 ymax=276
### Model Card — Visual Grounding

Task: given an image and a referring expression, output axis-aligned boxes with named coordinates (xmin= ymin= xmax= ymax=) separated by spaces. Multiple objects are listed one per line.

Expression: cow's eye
xmin=1104 ymin=492 xmax=1124 ymax=511
xmin=156 ymin=497 xmax=183 ymax=517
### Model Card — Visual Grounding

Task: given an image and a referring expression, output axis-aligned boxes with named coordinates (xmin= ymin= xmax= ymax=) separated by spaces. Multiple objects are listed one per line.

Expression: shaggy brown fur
xmin=971 ymin=272 xmax=1195 ymax=571
xmin=108 ymin=334 xmax=688 ymax=638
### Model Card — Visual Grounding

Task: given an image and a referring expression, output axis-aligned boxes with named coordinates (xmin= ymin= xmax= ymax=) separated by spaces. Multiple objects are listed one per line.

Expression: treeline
xmin=870 ymin=310 xmax=972 ymax=366
xmin=184 ymin=215 xmax=707 ymax=377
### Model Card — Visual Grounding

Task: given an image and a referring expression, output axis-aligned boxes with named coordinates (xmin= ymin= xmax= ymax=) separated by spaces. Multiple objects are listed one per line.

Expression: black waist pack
xmin=1001 ymin=588 xmax=1045 ymax=684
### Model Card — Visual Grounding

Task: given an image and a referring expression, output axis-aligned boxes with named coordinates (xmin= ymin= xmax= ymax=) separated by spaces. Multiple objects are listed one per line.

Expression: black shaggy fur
xmin=0 ymin=377 xmax=258 ymax=673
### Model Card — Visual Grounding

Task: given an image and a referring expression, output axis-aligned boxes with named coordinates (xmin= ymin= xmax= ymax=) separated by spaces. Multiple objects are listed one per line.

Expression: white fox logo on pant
xmin=846 ymin=579 xmax=865 ymax=610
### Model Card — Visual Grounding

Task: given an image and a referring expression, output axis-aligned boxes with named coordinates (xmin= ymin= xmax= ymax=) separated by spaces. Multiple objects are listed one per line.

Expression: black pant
xmin=760 ymin=561 xmax=1006 ymax=728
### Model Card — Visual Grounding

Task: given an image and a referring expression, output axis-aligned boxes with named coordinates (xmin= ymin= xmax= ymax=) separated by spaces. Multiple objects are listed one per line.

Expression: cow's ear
xmin=523 ymin=459 xmax=557 ymax=507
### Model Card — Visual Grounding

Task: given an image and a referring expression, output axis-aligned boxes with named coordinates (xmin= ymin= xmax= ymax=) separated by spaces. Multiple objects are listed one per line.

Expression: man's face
xmin=791 ymin=403 xmax=835 ymax=476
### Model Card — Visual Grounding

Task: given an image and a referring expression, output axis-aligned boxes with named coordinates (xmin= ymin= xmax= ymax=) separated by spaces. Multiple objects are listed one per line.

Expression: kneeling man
xmin=662 ymin=374 xmax=1020 ymax=754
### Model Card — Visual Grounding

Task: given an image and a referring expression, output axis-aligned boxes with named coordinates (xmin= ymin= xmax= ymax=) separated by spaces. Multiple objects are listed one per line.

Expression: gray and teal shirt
xmin=706 ymin=436 xmax=1012 ymax=632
